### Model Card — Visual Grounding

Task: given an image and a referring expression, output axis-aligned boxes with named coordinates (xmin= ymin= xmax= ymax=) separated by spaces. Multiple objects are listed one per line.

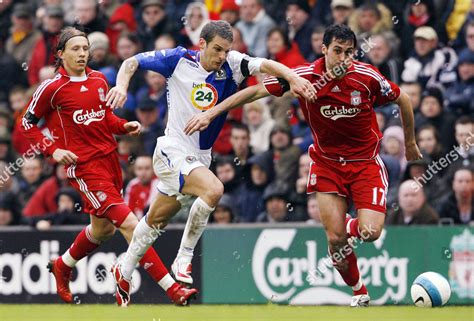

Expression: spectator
xmin=415 ymin=86 xmax=457 ymax=153
xmin=0 ymin=196 xmax=20 ymax=226
xmin=437 ymin=167 xmax=473 ymax=224
xmin=137 ymin=0 xmax=181 ymax=51
xmin=401 ymin=26 xmax=458 ymax=89
xmin=400 ymin=0 xmax=440 ymax=59
xmin=134 ymin=96 xmax=164 ymax=156
xmin=445 ymin=116 xmax=474 ymax=179
xmin=306 ymin=193 xmax=322 ymax=226
xmin=257 ymin=182 xmax=291 ymax=222
xmin=363 ymin=32 xmax=400 ymax=83
xmin=182 ymin=2 xmax=210 ymax=49
xmin=288 ymin=153 xmax=312 ymax=221
xmin=243 ymin=100 xmax=275 ymax=154
xmin=0 ymin=40 xmax=28 ymax=103
xmin=416 ymin=124 xmax=444 ymax=163
xmin=73 ymin=0 xmax=107 ymax=33
xmin=25 ymin=187 xmax=89 ymax=230
xmin=381 ymin=126 xmax=407 ymax=173
xmin=115 ymin=33 xmax=145 ymax=97
xmin=0 ymin=0 xmax=13 ymax=43
xmin=262 ymin=123 xmax=301 ymax=188
xmin=215 ymin=155 xmax=241 ymax=199
xmin=231 ymin=27 xmax=247 ymax=53
xmin=154 ymin=33 xmax=177 ymax=50
xmin=329 ymin=0 xmax=354 ymax=25
xmin=17 ymin=157 xmax=44 ymax=207
xmin=105 ymin=1 xmax=137 ymax=55
xmin=28 ymin=5 xmax=64 ymax=86
xmin=307 ymin=25 xmax=325 ymax=61
xmin=87 ymin=31 xmax=117 ymax=70
xmin=6 ymin=3 xmax=41 ymax=66
xmin=22 ymin=164 xmax=69 ymax=217
xmin=230 ymin=123 xmax=254 ymax=182
xmin=291 ymin=103 xmax=312 ymax=153
xmin=210 ymin=194 xmax=235 ymax=224
xmin=348 ymin=2 xmax=393 ymax=39
xmin=284 ymin=0 xmax=316 ymax=61
xmin=236 ymin=0 xmax=275 ymax=57
xmin=386 ymin=179 xmax=439 ymax=225
xmin=124 ymin=155 xmax=159 ymax=220
xmin=402 ymin=158 xmax=447 ymax=208
xmin=136 ymin=70 xmax=167 ymax=123
xmin=266 ymin=27 xmax=307 ymax=68
xmin=220 ymin=0 xmax=240 ymax=26
xmin=236 ymin=153 xmax=274 ymax=222
xmin=446 ymin=49 xmax=474 ymax=117
xmin=399 ymin=82 xmax=423 ymax=114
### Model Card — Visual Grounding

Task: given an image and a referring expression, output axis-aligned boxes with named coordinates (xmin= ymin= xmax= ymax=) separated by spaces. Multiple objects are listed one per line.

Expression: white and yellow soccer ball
xmin=411 ymin=272 xmax=451 ymax=307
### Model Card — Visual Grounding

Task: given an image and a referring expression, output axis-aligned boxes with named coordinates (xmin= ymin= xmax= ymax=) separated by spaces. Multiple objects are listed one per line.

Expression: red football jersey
xmin=263 ymin=58 xmax=400 ymax=161
xmin=21 ymin=67 xmax=128 ymax=163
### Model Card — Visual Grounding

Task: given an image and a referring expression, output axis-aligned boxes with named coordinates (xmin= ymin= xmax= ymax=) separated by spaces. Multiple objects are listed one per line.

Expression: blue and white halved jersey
xmin=135 ymin=46 xmax=263 ymax=150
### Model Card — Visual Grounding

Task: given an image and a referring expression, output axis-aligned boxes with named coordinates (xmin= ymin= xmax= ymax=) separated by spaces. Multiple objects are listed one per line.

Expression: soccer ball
xmin=411 ymin=272 xmax=451 ymax=307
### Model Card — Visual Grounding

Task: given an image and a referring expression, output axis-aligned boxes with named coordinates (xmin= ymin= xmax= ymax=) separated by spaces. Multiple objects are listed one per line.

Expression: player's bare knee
xmin=94 ymin=225 xmax=116 ymax=241
xmin=358 ymin=223 xmax=382 ymax=242
xmin=327 ymin=232 xmax=347 ymax=249
xmin=204 ymin=181 xmax=224 ymax=206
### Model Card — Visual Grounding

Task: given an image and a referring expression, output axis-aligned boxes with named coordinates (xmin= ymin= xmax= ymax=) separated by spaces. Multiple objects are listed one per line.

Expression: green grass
xmin=0 ymin=304 xmax=472 ymax=321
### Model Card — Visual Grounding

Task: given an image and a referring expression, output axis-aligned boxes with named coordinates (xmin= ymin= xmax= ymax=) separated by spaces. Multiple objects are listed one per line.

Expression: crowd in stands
xmin=0 ymin=0 xmax=472 ymax=228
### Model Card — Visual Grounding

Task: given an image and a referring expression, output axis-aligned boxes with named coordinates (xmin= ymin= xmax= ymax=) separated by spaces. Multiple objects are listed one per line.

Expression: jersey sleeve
xmin=20 ymin=79 xmax=60 ymax=157
xmin=366 ymin=65 xmax=400 ymax=106
xmin=135 ymin=46 xmax=187 ymax=78
xmin=227 ymin=50 xmax=265 ymax=84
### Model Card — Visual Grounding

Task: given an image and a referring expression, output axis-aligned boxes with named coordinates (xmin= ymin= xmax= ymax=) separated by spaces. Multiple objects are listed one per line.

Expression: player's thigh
xmin=90 ymin=215 xmax=116 ymax=241
xmin=350 ymin=157 xmax=388 ymax=215
xmin=316 ymin=192 xmax=348 ymax=245
xmin=146 ymin=192 xmax=182 ymax=227
xmin=181 ymin=166 xmax=223 ymax=203
xmin=357 ymin=208 xmax=384 ymax=242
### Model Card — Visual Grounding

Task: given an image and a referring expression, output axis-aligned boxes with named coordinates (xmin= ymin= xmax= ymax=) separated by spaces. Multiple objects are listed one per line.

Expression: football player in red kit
xmin=183 ymin=24 xmax=422 ymax=307
xmin=20 ymin=27 xmax=197 ymax=306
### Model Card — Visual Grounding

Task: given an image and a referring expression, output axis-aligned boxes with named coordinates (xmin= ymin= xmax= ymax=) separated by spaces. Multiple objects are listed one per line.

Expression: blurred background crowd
xmin=0 ymin=0 xmax=472 ymax=229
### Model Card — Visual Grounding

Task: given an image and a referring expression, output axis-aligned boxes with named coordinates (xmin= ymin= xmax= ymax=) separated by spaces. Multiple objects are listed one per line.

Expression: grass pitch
xmin=0 ymin=304 xmax=471 ymax=321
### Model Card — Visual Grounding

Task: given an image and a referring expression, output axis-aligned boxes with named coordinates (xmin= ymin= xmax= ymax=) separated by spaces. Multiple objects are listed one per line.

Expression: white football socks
xmin=177 ymin=197 xmax=214 ymax=262
xmin=120 ymin=217 xmax=161 ymax=280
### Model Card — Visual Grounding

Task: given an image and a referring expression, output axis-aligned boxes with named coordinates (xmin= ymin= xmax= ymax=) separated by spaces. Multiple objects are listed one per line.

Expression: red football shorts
xmin=307 ymin=154 xmax=389 ymax=214
xmin=65 ymin=151 xmax=128 ymax=223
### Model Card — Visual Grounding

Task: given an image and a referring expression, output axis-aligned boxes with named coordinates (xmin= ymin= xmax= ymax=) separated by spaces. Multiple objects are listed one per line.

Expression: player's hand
xmin=405 ymin=141 xmax=423 ymax=161
xmin=52 ymin=148 xmax=78 ymax=165
xmin=288 ymin=76 xmax=317 ymax=102
xmin=106 ymin=86 xmax=128 ymax=109
xmin=184 ymin=113 xmax=212 ymax=135
xmin=124 ymin=121 xmax=141 ymax=136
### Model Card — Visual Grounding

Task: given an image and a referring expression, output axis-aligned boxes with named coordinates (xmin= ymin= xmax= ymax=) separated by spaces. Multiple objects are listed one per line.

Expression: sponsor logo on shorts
xmin=320 ymin=105 xmax=361 ymax=120
xmin=96 ymin=191 xmax=107 ymax=202
xmin=310 ymin=174 xmax=317 ymax=185
xmin=73 ymin=108 xmax=106 ymax=125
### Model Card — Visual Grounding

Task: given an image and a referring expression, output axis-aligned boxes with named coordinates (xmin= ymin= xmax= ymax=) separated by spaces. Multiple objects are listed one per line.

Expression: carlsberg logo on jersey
xmin=73 ymin=108 xmax=106 ymax=125
xmin=252 ymin=229 xmax=408 ymax=305
xmin=320 ymin=105 xmax=361 ymax=120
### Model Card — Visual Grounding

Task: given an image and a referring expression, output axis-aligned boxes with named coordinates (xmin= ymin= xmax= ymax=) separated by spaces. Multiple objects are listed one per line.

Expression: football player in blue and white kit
xmin=106 ymin=20 xmax=316 ymax=304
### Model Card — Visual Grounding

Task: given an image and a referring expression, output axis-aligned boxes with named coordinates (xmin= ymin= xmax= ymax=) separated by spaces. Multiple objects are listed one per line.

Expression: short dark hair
xmin=200 ymin=20 xmax=233 ymax=43
xmin=231 ymin=123 xmax=250 ymax=135
xmin=455 ymin=115 xmax=473 ymax=126
xmin=322 ymin=24 xmax=357 ymax=48
xmin=55 ymin=27 xmax=88 ymax=72
xmin=267 ymin=27 xmax=292 ymax=50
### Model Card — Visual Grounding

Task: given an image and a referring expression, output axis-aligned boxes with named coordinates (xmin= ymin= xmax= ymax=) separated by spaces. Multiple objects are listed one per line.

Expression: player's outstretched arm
xmin=259 ymin=59 xmax=317 ymax=102
xmin=106 ymin=57 xmax=139 ymax=109
xmin=184 ymin=83 xmax=269 ymax=135
xmin=396 ymin=89 xmax=423 ymax=161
